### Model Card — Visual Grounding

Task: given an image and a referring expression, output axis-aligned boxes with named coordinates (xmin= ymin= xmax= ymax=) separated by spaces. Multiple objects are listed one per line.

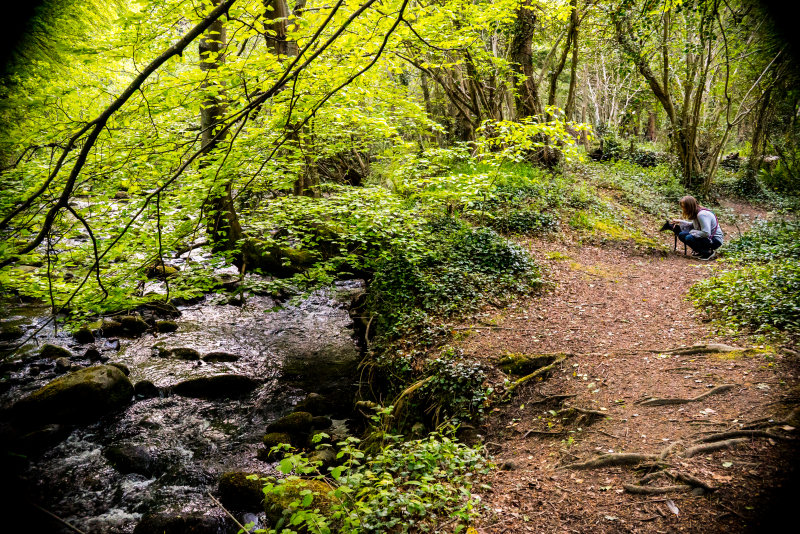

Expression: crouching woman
xmin=671 ymin=195 xmax=724 ymax=260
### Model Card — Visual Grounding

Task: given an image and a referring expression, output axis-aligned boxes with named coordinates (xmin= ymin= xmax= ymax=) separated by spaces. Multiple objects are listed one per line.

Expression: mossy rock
xmin=296 ymin=393 xmax=331 ymax=416
xmin=108 ymin=362 xmax=130 ymax=376
xmin=202 ymin=351 xmax=240 ymax=363
xmin=266 ymin=412 xmax=313 ymax=435
xmin=84 ymin=347 xmax=102 ymax=361
xmin=172 ymin=374 xmax=258 ymax=399
xmin=12 ymin=365 xmax=133 ymax=426
xmin=100 ymin=319 xmax=123 ymax=336
xmin=155 ymin=320 xmax=178 ymax=333
xmin=218 ymin=471 xmax=267 ymax=509
xmin=497 ymin=353 xmax=561 ymax=375
xmin=0 ymin=323 xmax=23 ymax=341
xmin=240 ymin=239 xmax=320 ymax=277
xmin=119 ymin=315 xmax=149 ymax=335
xmin=40 ymin=344 xmax=72 ymax=359
xmin=73 ymin=326 xmax=95 ymax=344
xmin=146 ymin=264 xmax=179 ymax=279
xmin=262 ymin=432 xmax=292 ymax=450
xmin=311 ymin=416 xmax=332 ymax=430
xmin=264 ymin=478 xmax=335 ymax=525
xmin=54 ymin=357 xmax=72 ymax=373
xmin=282 ymin=248 xmax=317 ymax=267
xmin=100 ymin=315 xmax=149 ymax=337
xmin=134 ymin=380 xmax=160 ymax=399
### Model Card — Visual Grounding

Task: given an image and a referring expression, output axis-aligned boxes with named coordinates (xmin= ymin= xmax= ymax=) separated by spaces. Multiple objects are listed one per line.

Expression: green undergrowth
xmin=690 ymin=219 xmax=800 ymax=336
xmin=254 ymin=427 xmax=490 ymax=534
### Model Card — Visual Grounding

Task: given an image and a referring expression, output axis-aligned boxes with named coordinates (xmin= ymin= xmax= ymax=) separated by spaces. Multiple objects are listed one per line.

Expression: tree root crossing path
xmin=456 ymin=208 xmax=799 ymax=533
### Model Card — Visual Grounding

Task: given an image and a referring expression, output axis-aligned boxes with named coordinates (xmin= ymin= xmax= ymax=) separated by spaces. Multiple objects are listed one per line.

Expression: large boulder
xmin=99 ymin=315 xmax=149 ymax=337
xmin=266 ymin=412 xmax=313 ymax=435
xmin=39 ymin=344 xmax=72 ymax=359
xmin=172 ymin=374 xmax=258 ymax=399
xmin=0 ymin=323 xmax=23 ymax=341
xmin=12 ymin=365 xmax=133 ymax=426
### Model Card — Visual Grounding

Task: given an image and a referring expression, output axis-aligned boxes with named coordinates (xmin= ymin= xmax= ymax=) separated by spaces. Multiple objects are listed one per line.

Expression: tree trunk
xmin=264 ymin=0 xmax=319 ymax=197
xmin=747 ymin=87 xmax=772 ymax=176
xmin=548 ymin=0 xmax=578 ymax=109
xmin=645 ymin=111 xmax=656 ymax=142
xmin=264 ymin=0 xmax=297 ymax=57
xmin=564 ymin=20 xmax=580 ymax=119
xmin=509 ymin=0 xmax=541 ymax=119
xmin=200 ymin=0 xmax=242 ymax=253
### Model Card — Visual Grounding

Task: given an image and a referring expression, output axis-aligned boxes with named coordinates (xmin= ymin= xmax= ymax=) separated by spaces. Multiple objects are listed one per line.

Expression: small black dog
xmin=660 ymin=220 xmax=687 ymax=255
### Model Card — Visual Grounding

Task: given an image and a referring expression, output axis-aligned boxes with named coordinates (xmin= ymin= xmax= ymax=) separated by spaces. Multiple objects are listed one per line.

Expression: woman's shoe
xmin=698 ymin=251 xmax=716 ymax=261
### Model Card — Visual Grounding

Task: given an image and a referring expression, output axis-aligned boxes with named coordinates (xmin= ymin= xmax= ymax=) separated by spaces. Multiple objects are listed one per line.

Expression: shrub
xmin=257 ymin=430 xmax=490 ymax=534
xmin=690 ymin=218 xmax=800 ymax=335
xmin=367 ymin=223 xmax=540 ymax=340
xmin=490 ymin=208 xmax=559 ymax=234
xmin=722 ymin=219 xmax=800 ymax=263
xmin=690 ymin=260 xmax=800 ymax=333
xmin=414 ymin=348 xmax=491 ymax=424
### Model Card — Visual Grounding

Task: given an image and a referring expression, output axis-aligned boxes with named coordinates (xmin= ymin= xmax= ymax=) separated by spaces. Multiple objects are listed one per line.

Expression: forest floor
xmin=455 ymin=200 xmax=800 ymax=533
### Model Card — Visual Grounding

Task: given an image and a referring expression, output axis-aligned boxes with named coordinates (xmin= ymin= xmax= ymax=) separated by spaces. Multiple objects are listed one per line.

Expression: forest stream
xmin=0 ymin=279 xmax=365 ymax=533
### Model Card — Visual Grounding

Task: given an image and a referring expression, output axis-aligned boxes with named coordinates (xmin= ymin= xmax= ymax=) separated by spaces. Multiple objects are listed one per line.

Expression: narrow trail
xmin=453 ymin=205 xmax=800 ymax=533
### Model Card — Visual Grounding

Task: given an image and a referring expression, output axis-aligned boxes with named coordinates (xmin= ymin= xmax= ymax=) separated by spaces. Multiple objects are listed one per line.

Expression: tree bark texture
xmin=510 ymin=0 xmax=541 ymax=119
xmin=200 ymin=0 xmax=243 ymax=252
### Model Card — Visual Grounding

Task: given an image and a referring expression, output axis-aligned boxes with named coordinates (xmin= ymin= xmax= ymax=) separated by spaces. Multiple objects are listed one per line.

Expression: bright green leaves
xmin=476 ymin=107 xmax=593 ymax=165
xmin=262 ymin=429 xmax=490 ymax=533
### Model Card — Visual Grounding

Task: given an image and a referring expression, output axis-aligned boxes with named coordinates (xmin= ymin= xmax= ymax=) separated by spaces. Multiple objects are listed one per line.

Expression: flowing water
xmin=0 ymin=279 xmax=365 ymax=533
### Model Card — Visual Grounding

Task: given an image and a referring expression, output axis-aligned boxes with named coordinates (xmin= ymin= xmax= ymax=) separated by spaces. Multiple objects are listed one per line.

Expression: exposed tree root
xmin=391 ymin=376 xmax=434 ymax=416
xmin=554 ymin=406 xmax=608 ymax=427
xmin=506 ymin=353 xmax=568 ymax=395
xmin=562 ymin=453 xmax=660 ymax=470
xmin=681 ymin=438 xmax=749 ymax=458
xmin=660 ymin=344 xmax=746 ymax=355
xmin=658 ymin=441 xmax=684 ymax=460
xmin=523 ymin=429 xmax=569 ymax=437
xmin=665 ymin=470 xmax=716 ymax=491
xmin=637 ymin=384 xmax=735 ymax=407
xmin=697 ymin=429 xmax=795 ymax=443
xmin=623 ymin=483 xmax=691 ymax=495
xmin=639 ymin=470 xmax=716 ymax=491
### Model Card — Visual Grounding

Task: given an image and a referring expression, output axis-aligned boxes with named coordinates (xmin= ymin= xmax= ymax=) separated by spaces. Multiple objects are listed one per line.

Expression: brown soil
xmin=456 ymin=205 xmax=800 ymax=533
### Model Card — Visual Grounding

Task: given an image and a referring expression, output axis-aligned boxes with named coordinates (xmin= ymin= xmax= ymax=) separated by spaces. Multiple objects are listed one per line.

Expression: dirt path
xmin=456 ymin=213 xmax=800 ymax=533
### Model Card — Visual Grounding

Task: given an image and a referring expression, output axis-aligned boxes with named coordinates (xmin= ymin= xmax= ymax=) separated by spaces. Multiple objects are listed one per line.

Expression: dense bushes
xmin=722 ymin=219 xmax=800 ymax=262
xmin=258 ymin=430 xmax=489 ymax=533
xmin=368 ymin=222 xmax=540 ymax=340
xmin=690 ymin=219 xmax=800 ymax=335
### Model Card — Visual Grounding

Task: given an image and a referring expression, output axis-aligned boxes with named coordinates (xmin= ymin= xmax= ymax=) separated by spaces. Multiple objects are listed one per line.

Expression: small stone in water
xmin=54 ymin=358 xmax=71 ymax=373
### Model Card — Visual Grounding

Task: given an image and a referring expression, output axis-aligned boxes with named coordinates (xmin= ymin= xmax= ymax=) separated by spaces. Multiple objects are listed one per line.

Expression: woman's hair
xmin=679 ymin=195 xmax=702 ymax=220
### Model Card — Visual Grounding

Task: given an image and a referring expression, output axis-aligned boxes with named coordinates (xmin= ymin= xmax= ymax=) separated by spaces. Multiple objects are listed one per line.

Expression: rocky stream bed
xmin=0 ymin=280 xmax=367 ymax=533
